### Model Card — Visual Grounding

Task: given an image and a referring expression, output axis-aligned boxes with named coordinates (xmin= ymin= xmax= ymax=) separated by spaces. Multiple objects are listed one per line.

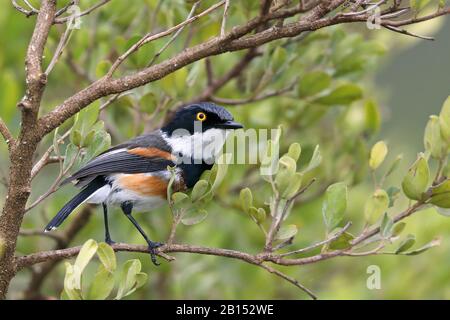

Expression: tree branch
xmin=10 ymin=197 xmax=429 ymax=300
xmin=0 ymin=118 xmax=15 ymax=150
xmin=107 ymin=1 xmax=225 ymax=77
xmin=53 ymin=0 xmax=112 ymax=24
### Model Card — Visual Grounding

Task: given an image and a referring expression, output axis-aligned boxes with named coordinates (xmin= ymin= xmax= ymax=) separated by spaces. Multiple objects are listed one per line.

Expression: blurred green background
xmin=1 ymin=1 xmax=449 ymax=299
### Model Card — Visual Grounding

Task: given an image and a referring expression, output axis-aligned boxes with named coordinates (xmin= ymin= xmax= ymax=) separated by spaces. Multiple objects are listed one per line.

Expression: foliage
xmin=62 ymin=240 xmax=147 ymax=300
xmin=0 ymin=0 xmax=449 ymax=300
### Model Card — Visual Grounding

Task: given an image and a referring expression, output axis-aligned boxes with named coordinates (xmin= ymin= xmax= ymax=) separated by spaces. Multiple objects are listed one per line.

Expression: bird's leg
xmin=120 ymin=201 xmax=163 ymax=266
xmin=103 ymin=202 xmax=115 ymax=245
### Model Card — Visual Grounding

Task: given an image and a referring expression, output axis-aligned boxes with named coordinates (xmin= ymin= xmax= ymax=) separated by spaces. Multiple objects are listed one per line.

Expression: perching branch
xmin=12 ymin=199 xmax=424 ymax=300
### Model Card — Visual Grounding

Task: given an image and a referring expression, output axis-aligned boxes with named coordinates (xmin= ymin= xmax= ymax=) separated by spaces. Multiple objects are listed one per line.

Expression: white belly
xmin=85 ymin=172 xmax=180 ymax=212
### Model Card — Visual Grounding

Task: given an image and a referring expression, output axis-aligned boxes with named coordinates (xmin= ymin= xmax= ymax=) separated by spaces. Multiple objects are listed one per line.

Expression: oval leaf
xmin=322 ymin=182 xmax=348 ymax=232
xmin=401 ymin=154 xmax=429 ymax=201
xmin=369 ymin=141 xmax=388 ymax=170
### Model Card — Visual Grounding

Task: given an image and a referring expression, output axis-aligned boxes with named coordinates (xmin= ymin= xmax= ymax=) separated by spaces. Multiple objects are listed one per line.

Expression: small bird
xmin=45 ymin=102 xmax=243 ymax=265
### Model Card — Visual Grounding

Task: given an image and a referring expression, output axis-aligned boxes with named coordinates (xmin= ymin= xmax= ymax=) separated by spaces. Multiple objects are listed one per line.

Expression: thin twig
xmin=341 ymin=0 xmax=385 ymax=16
xmin=11 ymin=0 xmax=38 ymax=17
xmin=211 ymin=80 xmax=296 ymax=105
xmin=259 ymin=263 xmax=317 ymax=299
xmin=0 ymin=118 xmax=15 ymax=150
xmin=280 ymin=222 xmax=353 ymax=257
xmin=53 ymin=0 xmax=112 ymax=24
xmin=265 ymin=178 xmax=317 ymax=252
xmin=147 ymin=1 xmax=201 ymax=67
xmin=383 ymin=25 xmax=434 ymax=41
xmin=107 ymin=1 xmax=225 ymax=77
xmin=19 ymin=229 xmax=66 ymax=245
xmin=45 ymin=18 xmax=76 ymax=75
xmin=31 ymin=130 xmax=70 ymax=180
xmin=26 ymin=147 xmax=81 ymax=213
xmin=55 ymin=0 xmax=75 ymax=17
xmin=221 ymin=0 xmax=231 ymax=37
xmin=99 ymin=92 xmax=133 ymax=111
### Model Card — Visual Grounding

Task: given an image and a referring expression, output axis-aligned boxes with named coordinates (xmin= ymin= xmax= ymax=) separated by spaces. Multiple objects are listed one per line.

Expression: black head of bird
xmin=45 ymin=102 xmax=243 ymax=265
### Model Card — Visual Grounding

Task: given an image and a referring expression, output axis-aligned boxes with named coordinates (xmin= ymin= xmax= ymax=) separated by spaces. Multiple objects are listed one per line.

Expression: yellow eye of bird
xmin=196 ymin=112 xmax=207 ymax=121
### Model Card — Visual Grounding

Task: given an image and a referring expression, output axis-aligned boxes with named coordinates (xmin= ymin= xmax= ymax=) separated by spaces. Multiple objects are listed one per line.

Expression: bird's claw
xmin=148 ymin=241 xmax=164 ymax=266
xmin=105 ymin=238 xmax=116 ymax=245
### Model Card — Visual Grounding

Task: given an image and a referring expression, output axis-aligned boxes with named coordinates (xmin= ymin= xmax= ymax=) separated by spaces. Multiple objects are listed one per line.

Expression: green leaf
xmin=82 ymin=129 xmax=96 ymax=147
xmin=364 ymin=99 xmax=381 ymax=134
xmin=97 ymin=242 xmax=116 ymax=272
xmin=287 ymin=143 xmax=301 ymax=162
xmin=424 ymin=115 xmax=447 ymax=159
xmin=275 ymin=155 xmax=297 ymax=196
xmin=298 ymin=71 xmax=331 ymax=97
xmin=134 ymin=272 xmax=148 ymax=290
xmin=438 ymin=96 xmax=450 ymax=141
xmin=73 ymin=101 xmax=100 ymax=136
xmin=322 ymin=182 xmax=348 ymax=232
xmin=304 ymin=145 xmax=322 ymax=172
xmin=172 ymin=192 xmax=189 ymax=204
xmin=181 ymin=208 xmax=208 ymax=225
xmin=275 ymin=224 xmax=298 ymax=241
xmin=380 ymin=212 xmax=393 ymax=238
xmin=116 ymin=259 xmax=143 ymax=300
xmin=240 ymin=188 xmax=253 ymax=214
xmin=191 ymin=180 xmax=209 ymax=202
xmin=63 ymin=143 xmax=79 ymax=172
xmin=364 ymin=189 xmax=389 ymax=225
xmin=248 ymin=206 xmax=266 ymax=224
xmin=63 ymin=262 xmax=83 ymax=300
xmin=255 ymin=208 xmax=267 ymax=223
xmin=429 ymin=179 xmax=450 ymax=208
xmin=386 ymin=186 xmax=401 ymax=208
xmin=315 ymin=84 xmax=363 ymax=106
xmin=401 ymin=153 xmax=429 ymax=200
xmin=392 ymin=222 xmax=406 ymax=237
xmin=369 ymin=141 xmax=388 ymax=170
xmin=282 ymin=172 xmax=303 ymax=199
xmin=329 ymin=231 xmax=354 ymax=250
xmin=395 ymin=234 xmax=416 ymax=254
xmin=87 ymin=264 xmax=115 ymax=300
xmin=84 ymin=124 xmax=111 ymax=163
xmin=70 ymin=129 xmax=82 ymax=147
xmin=260 ymin=130 xmax=281 ymax=177
xmin=74 ymin=239 xmax=98 ymax=274
xmin=403 ymin=238 xmax=441 ymax=256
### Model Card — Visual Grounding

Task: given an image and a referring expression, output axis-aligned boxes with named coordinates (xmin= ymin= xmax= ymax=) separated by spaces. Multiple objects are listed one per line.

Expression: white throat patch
xmin=163 ymin=128 xmax=230 ymax=165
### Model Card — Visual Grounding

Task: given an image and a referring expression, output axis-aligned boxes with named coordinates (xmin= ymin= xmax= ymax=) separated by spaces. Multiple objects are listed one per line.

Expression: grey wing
xmin=61 ymin=148 xmax=175 ymax=187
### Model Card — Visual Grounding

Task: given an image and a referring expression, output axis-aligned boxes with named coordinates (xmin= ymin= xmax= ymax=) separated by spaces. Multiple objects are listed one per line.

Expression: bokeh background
xmin=1 ymin=1 xmax=449 ymax=299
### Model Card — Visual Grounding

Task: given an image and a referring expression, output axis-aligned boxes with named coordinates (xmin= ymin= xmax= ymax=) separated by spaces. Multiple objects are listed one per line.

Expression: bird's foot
xmin=147 ymin=241 xmax=164 ymax=266
xmin=105 ymin=237 xmax=116 ymax=245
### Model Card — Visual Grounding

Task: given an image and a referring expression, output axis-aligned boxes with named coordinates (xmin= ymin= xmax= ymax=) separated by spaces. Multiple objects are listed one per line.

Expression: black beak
xmin=217 ymin=120 xmax=244 ymax=129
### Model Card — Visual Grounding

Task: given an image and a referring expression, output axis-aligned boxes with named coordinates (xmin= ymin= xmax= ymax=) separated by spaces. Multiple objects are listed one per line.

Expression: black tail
xmin=45 ymin=177 xmax=106 ymax=232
